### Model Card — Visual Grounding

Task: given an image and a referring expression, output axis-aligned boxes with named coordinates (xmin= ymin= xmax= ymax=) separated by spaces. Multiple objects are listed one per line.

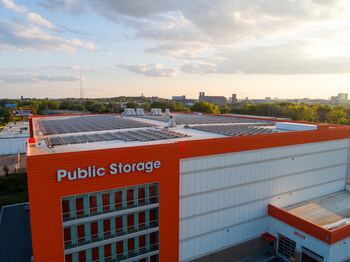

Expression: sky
xmin=1 ymin=0 xmax=350 ymax=99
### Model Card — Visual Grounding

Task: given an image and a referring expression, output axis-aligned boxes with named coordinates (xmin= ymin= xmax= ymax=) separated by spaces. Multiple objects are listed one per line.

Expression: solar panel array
xmin=190 ymin=124 xmax=276 ymax=137
xmin=137 ymin=115 xmax=273 ymax=125
xmin=38 ymin=115 xmax=153 ymax=135
xmin=45 ymin=129 xmax=190 ymax=147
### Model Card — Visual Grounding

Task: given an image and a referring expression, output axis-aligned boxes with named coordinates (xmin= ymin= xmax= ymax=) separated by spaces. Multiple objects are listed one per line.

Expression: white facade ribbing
xmin=179 ymin=139 xmax=349 ymax=261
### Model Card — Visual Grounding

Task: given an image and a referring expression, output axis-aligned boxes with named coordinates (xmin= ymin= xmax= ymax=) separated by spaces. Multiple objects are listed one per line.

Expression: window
xmin=76 ymin=197 xmax=84 ymax=217
xmin=115 ymin=216 xmax=123 ymax=234
xmin=77 ymin=224 xmax=85 ymax=243
xmin=139 ymin=235 xmax=146 ymax=251
xmin=127 ymin=189 xmax=134 ymax=207
xmin=102 ymin=193 xmax=110 ymax=211
xmin=150 ymin=232 xmax=157 ymax=248
xmin=116 ymin=241 xmax=124 ymax=257
xmin=149 ymin=209 xmax=157 ymax=226
xmin=90 ymin=222 xmax=98 ymax=240
xmin=149 ymin=184 xmax=157 ymax=203
xmin=150 ymin=254 xmax=159 ymax=262
xmin=138 ymin=211 xmax=146 ymax=228
xmin=127 ymin=214 xmax=135 ymax=232
xmin=78 ymin=250 xmax=86 ymax=262
xmin=89 ymin=195 xmax=97 ymax=214
xmin=138 ymin=187 xmax=146 ymax=204
xmin=127 ymin=238 xmax=135 ymax=254
xmin=104 ymin=244 xmax=112 ymax=261
xmin=63 ymin=227 xmax=71 ymax=246
xmin=114 ymin=191 xmax=123 ymax=209
xmin=65 ymin=254 xmax=72 ymax=262
xmin=91 ymin=247 xmax=99 ymax=262
xmin=62 ymin=200 xmax=70 ymax=219
xmin=103 ymin=219 xmax=111 ymax=237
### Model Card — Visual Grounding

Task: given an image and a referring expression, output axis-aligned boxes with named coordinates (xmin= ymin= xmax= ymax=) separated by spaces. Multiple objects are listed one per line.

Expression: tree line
xmin=1 ymin=98 xmax=348 ymax=126
xmin=228 ymin=102 xmax=350 ymax=125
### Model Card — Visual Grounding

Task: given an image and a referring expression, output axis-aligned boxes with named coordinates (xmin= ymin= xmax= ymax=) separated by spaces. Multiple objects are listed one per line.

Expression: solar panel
xmin=44 ymin=129 xmax=190 ymax=148
xmin=190 ymin=124 xmax=276 ymax=137
xmin=38 ymin=115 xmax=154 ymax=135
xmin=137 ymin=115 xmax=275 ymax=125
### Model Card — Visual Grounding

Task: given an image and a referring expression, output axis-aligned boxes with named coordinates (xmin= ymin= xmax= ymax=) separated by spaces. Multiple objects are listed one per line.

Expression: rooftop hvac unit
xmin=136 ymin=108 xmax=144 ymax=116
xmin=124 ymin=108 xmax=136 ymax=116
xmin=151 ymin=108 xmax=162 ymax=116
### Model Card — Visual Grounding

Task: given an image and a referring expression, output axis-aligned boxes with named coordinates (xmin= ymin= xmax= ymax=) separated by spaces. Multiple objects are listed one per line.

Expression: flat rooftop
xmin=283 ymin=191 xmax=350 ymax=229
xmin=0 ymin=203 xmax=33 ymax=262
xmin=28 ymin=113 xmax=318 ymax=155
xmin=0 ymin=122 xmax=29 ymax=138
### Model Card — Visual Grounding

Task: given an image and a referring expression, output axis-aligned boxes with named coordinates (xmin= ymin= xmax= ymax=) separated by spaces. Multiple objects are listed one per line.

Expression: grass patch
xmin=0 ymin=173 xmax=28 ymax=208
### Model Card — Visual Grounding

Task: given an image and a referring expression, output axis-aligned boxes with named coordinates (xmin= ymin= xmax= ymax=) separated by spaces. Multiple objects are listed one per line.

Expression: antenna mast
xmin=80 ymin=71 xmax=83 ymax=99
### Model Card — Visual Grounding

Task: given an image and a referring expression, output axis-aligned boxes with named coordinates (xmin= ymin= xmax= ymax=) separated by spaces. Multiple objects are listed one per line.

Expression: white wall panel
xmin=180 ymin=165 xmax=346 ymax=218
xmin=329 ymin=236 xmax=350 ymax=262
xmin=179 ymin=139 xmax=350 ymax=261
xmin=181 ymin=149 xmax=347 ymax=197
xmin=180 ymin=217 xmax=268 ymax=261
xmin=0 ymin=137 xmax=27 ymax=155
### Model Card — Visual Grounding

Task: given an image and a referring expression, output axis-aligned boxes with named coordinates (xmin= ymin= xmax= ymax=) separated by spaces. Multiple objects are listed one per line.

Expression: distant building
xmin=0 ymin=122 xmax=29 ymax=155
xmin=199 ymin=92 xmax=227 ymax=106
xmin=172 ymin=95 xmax=186 ymax=101
xmin=331 ymin=93 xmax=348 ymax=103
xmin=172 ymin=95 xmax=196 ymax=106
xmin=231 ymin=94 xmax=237 ymax=104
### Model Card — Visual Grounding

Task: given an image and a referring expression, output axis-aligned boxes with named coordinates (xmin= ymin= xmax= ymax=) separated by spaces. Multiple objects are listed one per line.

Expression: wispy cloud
xmin=0 ymin=0 xmax=98 ymax=52
xmin=0 ymin=74 xmax=80 ymax=83
xmin=119 ymin=63 xmax=179 ymax=77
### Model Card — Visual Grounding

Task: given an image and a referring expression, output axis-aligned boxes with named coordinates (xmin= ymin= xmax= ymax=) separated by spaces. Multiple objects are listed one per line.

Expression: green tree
xmin=190 ymin=101 xmax=220 ymax=114
xmin=329 ymin=110 xmax=348 ymax=124
xmin=219 ymin=105 xmax=230 ymax=114
xmin=126 ymin=101 xmax=139 ymax=109
xmin=141 ymin=103 xmax=151 ymax=112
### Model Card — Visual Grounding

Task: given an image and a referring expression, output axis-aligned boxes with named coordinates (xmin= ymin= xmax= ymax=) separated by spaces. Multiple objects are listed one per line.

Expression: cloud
xmin=0 ymin=74 xmax=80 ymax=83
xmin=2 ymin=0 xmax=26 ymax=13
xmin=88 ymin=0 xmax=175 ymax=19
xmin=181 ymin=41 xmax=350 ymax=75
xmin=26 ymin=12 xmax=56 ymax=30
xmin=39 ymin=0 xmax=85 ymax=15
xmin=0 ymin=21 xmax=98 ymax=52
xmin=0 ymin=0 xmax=99 ymax=53
xmin=119 ymin=63 xmax=179 ymax=77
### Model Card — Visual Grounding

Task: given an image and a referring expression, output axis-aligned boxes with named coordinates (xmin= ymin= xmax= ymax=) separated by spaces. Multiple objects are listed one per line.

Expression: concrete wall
xmin=0 ymin=138 xmax=27 ymax=155
xmin=179 ymin=139 xmax=349 ymax=261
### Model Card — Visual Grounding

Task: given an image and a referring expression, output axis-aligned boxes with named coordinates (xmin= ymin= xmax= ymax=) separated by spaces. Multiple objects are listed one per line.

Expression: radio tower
xmin=80 ymin=71 xmax=83 ymax=99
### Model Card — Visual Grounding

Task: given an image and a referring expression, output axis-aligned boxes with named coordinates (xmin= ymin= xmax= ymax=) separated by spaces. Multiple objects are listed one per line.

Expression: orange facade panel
xmin=27 ymin=143 xmax=180 ymax=262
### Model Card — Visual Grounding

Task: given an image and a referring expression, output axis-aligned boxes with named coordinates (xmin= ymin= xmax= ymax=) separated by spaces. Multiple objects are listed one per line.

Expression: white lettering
xmin=56 ymin=161 xmax=162 ymax=182
xmin=110 ymin=163 xmax=118 ymax=175
xmin=123 ymin=164 xmax=131 ymax=173
xmin=96 ymin=167 xmax=105 ymax=176
xmin=145 ymin=161 xmax=153 ymax=173
xmin=136 ymin=162 xmax=144 ymax=171
xmin=57 ymin=170 xmax=67 ymax=182
xmin=154 ymin=161 xmax=161 ymax=169
xmin=77 ymin=168 xmax=88 ymax=179
xmin=68 ymin=171 xmax=76 ymax=180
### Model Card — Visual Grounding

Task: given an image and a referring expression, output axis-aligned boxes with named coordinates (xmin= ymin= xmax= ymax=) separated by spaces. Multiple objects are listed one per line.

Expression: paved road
xmin=0 ymin=153 xmax=27 ymax=175
xmin=0 ymin=203 xmax=33 ymax=262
